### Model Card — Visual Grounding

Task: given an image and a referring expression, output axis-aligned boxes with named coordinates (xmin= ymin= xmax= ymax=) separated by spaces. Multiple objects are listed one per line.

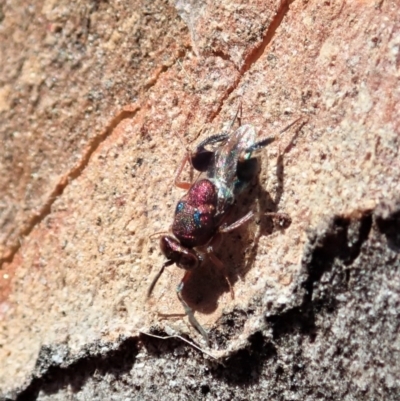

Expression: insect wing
xmin=205 ymin=124 xmax=256 ymax=218
xmin=210 ymin=124 xmax=256 ymax=186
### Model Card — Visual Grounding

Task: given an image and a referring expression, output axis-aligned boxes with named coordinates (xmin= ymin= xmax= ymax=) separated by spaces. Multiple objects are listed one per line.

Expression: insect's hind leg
xmin=175 ymin=133 xmax=230 ymax=188
xmin=245 ymin=136 xmax=275 ymax=154
xmin=236 ymin=157 xmax=259 ymax=182
xmin=177 ymin=271 xmax=209 ymax=346
xmin=190 ymin=100 xmax=244 ymax=173
xmin=236 ymin=137 xmax=275 ymax=184
xmin=191 ymin=133 xmax=229 ymax=172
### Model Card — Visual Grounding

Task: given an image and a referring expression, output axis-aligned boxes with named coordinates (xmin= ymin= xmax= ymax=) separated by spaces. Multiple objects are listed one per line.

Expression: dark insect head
xmin=159 ymin=235 xmax=201 ymax=270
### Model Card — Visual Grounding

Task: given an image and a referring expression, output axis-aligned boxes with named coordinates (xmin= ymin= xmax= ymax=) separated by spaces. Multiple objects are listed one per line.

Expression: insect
xmin=147 ymin=106 xmax=296 ymax=345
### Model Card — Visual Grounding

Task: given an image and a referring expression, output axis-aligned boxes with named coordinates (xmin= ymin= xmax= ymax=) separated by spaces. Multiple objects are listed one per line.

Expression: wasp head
xmin=160 ymin=235 xmax=201 ymax=270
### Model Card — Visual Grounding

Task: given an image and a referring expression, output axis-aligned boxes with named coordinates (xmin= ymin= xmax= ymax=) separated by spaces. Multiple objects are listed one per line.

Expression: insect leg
xmin=174 ymin=153 xmax=193 ymax=190
xmin=223 ymin=210 xmax=291 ymax=230
xmin=245 ymin=136 xmax=275 ymax=154
xmin=244 ymin=117 xmax=306 ymax=156
xmin=206 ymin=211 xmax=257 ymax=300
xmin=191 ymin=133 xmax=229 ymax=172
xmin=205 ymin=233 xmax=235 ymax=299
xmin=177 ymin=271 xmax=209 ymax=346
xmin=195 ymin=133 xmax=229 ymax=150
xmin=219 ymin=211 xmax=255 ymax=233
xmin=263 ymin=212 xmax=292 ymax=229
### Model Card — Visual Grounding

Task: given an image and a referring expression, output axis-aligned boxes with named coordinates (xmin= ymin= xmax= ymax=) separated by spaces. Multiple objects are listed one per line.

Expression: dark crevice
xmin=207 ymin=1 xmax=296 ymax=125
xmin=267 ymin=211 xmax=372 ymax=340
xmin=301 ymin=211 xmax=372 ymax=303
xmin=374 ymin=198 xmax=400 ymax=252
xmin=207 ymin=210 xmax=374 ymax=386
xmin=241 ymin=0 xmax=296 ymax=75
xmin=15 ymin=337 xmax=138 ymax=401
xmin=212 ymin=331 xmax=277 ymax=385
xmin=217 ymin=211 xmax=372 ymax=364
xmin=210 ymin=305 xmax=257 ymax=348
xmin=0 ymin=42 xmax=186 ymax=273
xmin=267 ymin=306 xmax=317 ymax=341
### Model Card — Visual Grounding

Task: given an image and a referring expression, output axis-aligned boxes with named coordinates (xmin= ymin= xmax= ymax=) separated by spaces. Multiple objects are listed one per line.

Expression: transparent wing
xmin=209 ymin=124 xmax=256 ymax=186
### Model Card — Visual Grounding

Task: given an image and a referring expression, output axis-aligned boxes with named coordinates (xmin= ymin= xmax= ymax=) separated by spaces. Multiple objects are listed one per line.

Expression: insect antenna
xmin=246 ymin=117 xmax=306 ymax=154
xmin=226 ymin=100 xmax=242 ymax=132
xmin=139 ymin=330 xmax=217 ymax=358
xmin=278 ymin=116 xmax=304 ymax=135
xmin=147 ymin=260 xmax=174 ymax=298
xmin=149 ymin=231 xmax=170 ymax=239
xmin=280 ymin=117 xmax=308 ymax=153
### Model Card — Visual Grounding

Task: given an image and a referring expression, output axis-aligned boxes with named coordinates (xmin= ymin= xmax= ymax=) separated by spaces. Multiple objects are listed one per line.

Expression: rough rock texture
xmin=0 ymin=0 xmax=399 ymax=400
xmin=15 ymin=204 xmax=400 ymax=401
xmin=0 ymin=0 xmax=188 ymax=264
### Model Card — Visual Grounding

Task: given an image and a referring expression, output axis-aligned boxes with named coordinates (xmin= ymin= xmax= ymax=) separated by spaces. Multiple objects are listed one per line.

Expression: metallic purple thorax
xmin=172 ymin=179 xmax=218 ymax=248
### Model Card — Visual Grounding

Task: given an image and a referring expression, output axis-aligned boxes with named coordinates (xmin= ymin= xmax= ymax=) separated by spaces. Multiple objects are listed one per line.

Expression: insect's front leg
xmin=174 ymin=133 xmax=230 ymax=189
xmin=176 ymin=270 xmax=209 ymax=346
xmin=205 ymin=232 xmax=235 ymax=300
xmin=263 ymin=212 xmax=292 ymax=229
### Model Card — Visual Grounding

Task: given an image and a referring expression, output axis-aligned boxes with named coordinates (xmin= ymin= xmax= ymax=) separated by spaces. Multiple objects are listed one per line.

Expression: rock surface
xmin=0 ymin=0 xmax=399 ymax=399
